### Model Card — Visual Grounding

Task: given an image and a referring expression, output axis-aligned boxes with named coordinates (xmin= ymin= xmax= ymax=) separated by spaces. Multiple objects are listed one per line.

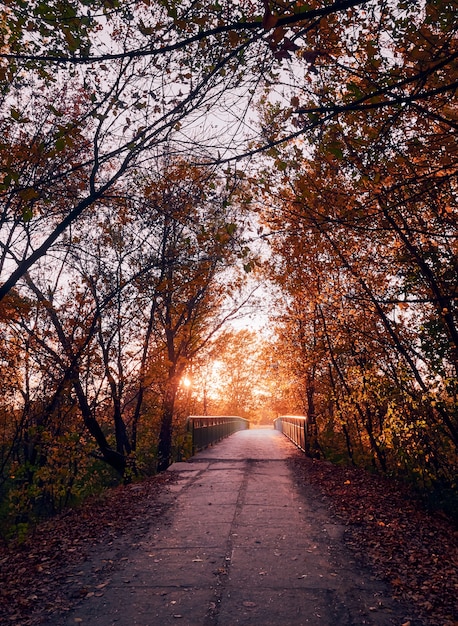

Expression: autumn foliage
xmin=255 ymin=0 xmax=457 ymax=504
xmin=0 ymin=0 xmax=457 ymax=538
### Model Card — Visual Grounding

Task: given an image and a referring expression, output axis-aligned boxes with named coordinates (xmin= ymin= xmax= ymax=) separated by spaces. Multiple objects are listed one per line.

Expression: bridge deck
xmin=56 ymin=427 xmax=414 ymax=625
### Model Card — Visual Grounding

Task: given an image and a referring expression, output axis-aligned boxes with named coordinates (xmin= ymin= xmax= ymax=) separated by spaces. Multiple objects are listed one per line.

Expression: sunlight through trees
xmin=0 ymin=0 xmax=456 ymax=537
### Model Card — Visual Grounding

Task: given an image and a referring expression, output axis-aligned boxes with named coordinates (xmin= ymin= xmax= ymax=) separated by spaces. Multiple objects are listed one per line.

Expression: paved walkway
xmin=58 ymin=428 xmax=415 ymax=625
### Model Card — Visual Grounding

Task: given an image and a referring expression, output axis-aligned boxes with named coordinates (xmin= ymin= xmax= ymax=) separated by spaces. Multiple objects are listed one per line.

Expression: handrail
xmin=186 ymin=415 xmax=250 ymax=454
xmin=274 ymin=415 xmax=308 ymax=452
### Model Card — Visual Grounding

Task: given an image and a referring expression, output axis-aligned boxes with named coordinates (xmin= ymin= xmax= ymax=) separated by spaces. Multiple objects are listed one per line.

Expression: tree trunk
xmin=157 ymin=378 xmax=179 ymax=472
xmin=364 ymin=409 xmax=387 ymax=473
xmin=342 ymin=424 xmax=356 ymax=466
xmin=72 ymin=373 xmax=127 ymax=476
xmin=305 ymin=374 xmax=320 ymax=458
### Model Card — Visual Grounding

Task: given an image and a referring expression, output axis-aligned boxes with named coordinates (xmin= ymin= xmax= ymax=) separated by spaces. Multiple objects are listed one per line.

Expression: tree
xmin=1 ymin=1 xmax=456 ymax=301
xmin=0 ymin=290 xmax=31 ymax=485
xmin=137 ymin=159 xmax=247 ymax=470
xmin=1 ymin=0 xmax=457 ymax=528
xmin=197 ymin=329 xmax=273 ymax=420
xmin=0 ymin=156 xmax=251 ymax=500
xmin=258 ymin=90 xmax=457 ymax=483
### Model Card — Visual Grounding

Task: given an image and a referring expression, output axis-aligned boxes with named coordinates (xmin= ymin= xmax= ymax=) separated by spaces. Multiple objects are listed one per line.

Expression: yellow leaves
xmin=325 ymin=141 xmax=344 ymax=160
xmin=63 ymin=27 xmax=80 ymax=53
xmin=138 ymin=20 xmax=156 ymax=36
xmin=10 ymin=107 xmax=29 ymax=123
xmin=18 ymin=187 xmax=39 ymax=203
xmin=10 ymin=107 xmax=21 ymax=121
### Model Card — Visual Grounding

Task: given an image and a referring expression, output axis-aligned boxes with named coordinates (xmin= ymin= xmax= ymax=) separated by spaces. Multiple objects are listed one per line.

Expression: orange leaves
xmin=262 ymin=0 xmax=301 ymax=61
xmin=271 ymin=25 xmax=286 ymax=46
xmin=293 ymin=456 xmax=458 ymax=626
xmin=262 ymin=1 xmax=278 ymax=31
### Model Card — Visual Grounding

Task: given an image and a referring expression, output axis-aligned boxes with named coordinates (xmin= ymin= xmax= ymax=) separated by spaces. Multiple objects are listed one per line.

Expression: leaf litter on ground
xmin=289 ymin=454 xmax=458 ymax=626
xmin=0 ymin=472 xmax=174 ymax=625
xmin=1 ymin=457 xmax=457 ymax=625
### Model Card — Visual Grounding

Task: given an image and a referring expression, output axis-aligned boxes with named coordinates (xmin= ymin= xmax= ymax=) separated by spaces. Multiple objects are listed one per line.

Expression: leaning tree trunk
xmin=72 ymin=373 xmax=128 ymax=476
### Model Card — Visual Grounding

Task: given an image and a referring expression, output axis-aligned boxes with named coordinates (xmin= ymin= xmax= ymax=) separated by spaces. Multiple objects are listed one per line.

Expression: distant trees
xmin=188 ymin=328 xmax=277 ymax=423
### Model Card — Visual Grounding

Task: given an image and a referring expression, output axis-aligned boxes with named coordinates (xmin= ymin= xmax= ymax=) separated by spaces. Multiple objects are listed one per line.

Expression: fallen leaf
xmin=95 ymin=581 xmax=109 ymax=589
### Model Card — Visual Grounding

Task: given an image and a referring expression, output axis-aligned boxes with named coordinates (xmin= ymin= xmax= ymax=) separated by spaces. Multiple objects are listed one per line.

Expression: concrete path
xmin=57 ymin=428 xmax=415 ymax=625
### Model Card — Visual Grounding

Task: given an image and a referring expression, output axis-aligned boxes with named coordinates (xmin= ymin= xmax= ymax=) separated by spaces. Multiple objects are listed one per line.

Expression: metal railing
xmin=186 ymin=415 xmax=250 ymax=454
xmin=274 ymin=415 xmax=308 ymax=452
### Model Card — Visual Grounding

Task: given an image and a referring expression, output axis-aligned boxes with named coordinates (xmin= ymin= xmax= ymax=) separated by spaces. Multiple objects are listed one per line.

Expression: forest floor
xmin=0 ymin=456 xmax=457 ymax=626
